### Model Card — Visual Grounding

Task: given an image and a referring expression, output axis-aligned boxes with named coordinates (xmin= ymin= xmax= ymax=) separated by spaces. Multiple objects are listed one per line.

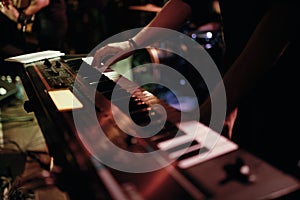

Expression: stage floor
xmin=0 ymin=77 xmax=69 ymax=200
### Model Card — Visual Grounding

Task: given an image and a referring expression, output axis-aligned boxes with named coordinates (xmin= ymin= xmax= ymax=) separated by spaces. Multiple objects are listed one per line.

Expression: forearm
xmin=132 ymin=0 xmax=192 ymax=47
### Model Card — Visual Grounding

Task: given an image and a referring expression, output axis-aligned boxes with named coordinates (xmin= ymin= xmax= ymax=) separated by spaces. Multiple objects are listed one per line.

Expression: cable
xmin=0 ymin=140 xmax=51 ymax=200
xmin=0 ymin=115 xmax=34 ymax=123
xmin=1 ymin=139 xmax=50 ymax=170
xmin=1 ymin=139 xmax=25 ymax=155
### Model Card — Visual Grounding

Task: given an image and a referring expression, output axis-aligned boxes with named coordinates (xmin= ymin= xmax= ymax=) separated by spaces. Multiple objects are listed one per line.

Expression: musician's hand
xmin=91 ymin=40 xmax=135 ymax=69
xmin=0 ymin=2 xmax=19 ymax=22
xmin=0 ymin=0 xmax=11 ymax=8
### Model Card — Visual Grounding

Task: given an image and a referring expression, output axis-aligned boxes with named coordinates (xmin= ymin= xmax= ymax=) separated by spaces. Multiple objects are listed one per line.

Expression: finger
xmin=91 ymin=43 xmax=126 ymax=67
xmin=96 ymin=51 xmax=131 ymax=68
xmin=91 ymin=47 xmax=106 ymax=67
xmin=92 ymin=52 xmax=114 ymax=68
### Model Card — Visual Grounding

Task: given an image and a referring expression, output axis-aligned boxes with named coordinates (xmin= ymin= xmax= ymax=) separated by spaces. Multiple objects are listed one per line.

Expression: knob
xmin=220 ymin=157 xmax=256 ymax=185
xmin=43 ymin=59 xmax=52 ymax=68
xmin=55 ymin=61 xmax=62 ymax=68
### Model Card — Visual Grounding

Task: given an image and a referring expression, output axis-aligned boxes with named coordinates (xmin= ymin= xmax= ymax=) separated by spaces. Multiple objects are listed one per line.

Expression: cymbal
xmin=129 ymin=3 xmax=162 ymax=13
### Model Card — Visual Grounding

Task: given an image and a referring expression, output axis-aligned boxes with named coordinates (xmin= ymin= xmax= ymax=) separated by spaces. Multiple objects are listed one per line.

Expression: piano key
xmin=176 ymin=121 xmax=238 ymax=169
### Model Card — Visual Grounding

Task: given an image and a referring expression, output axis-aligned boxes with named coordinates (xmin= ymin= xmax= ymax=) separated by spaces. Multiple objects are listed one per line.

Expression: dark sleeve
xmin=182 ymin=0 xmax=215 ymax=25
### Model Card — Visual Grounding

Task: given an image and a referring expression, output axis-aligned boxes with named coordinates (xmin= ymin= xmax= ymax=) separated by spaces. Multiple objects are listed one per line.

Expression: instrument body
xmin=6 ymin=53 xmax=300 ymax=200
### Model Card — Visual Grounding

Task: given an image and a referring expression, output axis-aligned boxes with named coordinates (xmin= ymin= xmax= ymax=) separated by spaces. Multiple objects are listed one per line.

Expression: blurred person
xmin=33 ymin=0 xmax=68 ymax=52
xmin=0 ymin=0 xmax=49 ymax=60
xmin=0 ymin=0 xmax=68 ymax=61
xmin=91 ymin=0 xmax=300 ymax=178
